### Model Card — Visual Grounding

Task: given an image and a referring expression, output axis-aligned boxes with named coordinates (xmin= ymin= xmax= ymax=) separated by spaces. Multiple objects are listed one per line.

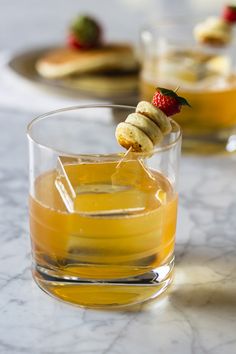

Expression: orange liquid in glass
xmin=30 ymin=160 xmax=177 ymax=306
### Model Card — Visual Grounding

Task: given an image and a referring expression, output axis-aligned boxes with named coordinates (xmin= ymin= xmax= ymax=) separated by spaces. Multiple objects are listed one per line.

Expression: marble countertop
xmin=1 ymin=1 xmax=236 ymax=353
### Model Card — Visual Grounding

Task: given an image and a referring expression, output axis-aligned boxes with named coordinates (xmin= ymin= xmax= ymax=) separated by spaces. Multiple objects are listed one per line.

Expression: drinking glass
xmin=140 ymin=17 xmax=236 ymax=153
xmin=27 ymin=104 xmax=181 ymax=308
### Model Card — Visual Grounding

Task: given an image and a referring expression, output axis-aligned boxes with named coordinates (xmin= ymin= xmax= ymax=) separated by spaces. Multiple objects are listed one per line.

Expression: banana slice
xmin=125 ymin=113 xmax=163 ymax=145
xmin=115 ymin=122 xmax=153 ymax=152
xmin=136 ymin=101 xmax=172 ymax=134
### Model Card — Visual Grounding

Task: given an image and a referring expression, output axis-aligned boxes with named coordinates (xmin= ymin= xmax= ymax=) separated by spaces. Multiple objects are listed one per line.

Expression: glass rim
xmin=141 ymin=15 xmax=236 ymax=46
xmin=27 ymin=104 xmax=182 ymax=157
xmin=141 ymin=14 xmax=220 ymax=29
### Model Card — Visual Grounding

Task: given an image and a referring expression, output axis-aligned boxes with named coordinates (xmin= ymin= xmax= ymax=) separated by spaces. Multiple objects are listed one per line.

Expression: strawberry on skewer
xmin=152 ymin=87 xmax=190 ymax=117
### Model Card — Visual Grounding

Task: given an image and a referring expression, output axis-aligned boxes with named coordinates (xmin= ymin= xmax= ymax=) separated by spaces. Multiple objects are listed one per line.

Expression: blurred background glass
xmin=140 ymin=17 xmax=236 ymax=153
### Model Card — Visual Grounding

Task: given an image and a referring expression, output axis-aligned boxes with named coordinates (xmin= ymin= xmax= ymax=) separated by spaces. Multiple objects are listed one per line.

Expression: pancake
xmin=115 ymin=122 xmax=154 ymax=152
xmin=36 ymin=44 xmax=139 ymax=79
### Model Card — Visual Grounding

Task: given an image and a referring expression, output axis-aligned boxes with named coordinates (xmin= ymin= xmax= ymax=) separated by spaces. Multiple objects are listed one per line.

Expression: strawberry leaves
xmin=156 ymin=87 xmax=191 ymax=107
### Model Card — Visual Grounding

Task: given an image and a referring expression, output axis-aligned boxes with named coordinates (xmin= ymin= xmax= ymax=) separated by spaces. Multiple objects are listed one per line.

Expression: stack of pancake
xmin=36 ymin=44 xmax=139 ymax=98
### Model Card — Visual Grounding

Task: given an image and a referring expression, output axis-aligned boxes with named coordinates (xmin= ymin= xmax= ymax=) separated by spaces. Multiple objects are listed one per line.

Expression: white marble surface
xmin=1 ymin=109 xmax=236 ymax=354
xmin=1 ymin=1 xmax=236 ymax=353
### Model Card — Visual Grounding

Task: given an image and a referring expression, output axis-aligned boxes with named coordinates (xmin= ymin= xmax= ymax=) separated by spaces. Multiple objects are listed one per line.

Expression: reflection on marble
xmin=0 ymin=109 xmax=236 ymax=354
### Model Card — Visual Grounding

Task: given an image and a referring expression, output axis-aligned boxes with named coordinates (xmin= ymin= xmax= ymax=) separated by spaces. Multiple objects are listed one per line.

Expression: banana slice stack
xmin=115 ymin=101 xmax=172 ymax=152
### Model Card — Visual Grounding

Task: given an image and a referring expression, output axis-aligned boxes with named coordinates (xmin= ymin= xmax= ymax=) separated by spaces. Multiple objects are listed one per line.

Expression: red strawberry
xmin=67 ymin=15 xmax=102 ymax=50
xmin=67 ymin=33 xmax=83 ymax=50
xmin=152 ymin=87 xmax=190 ymax=116
xmin=222 ymin=5 xmax=236 ymax=24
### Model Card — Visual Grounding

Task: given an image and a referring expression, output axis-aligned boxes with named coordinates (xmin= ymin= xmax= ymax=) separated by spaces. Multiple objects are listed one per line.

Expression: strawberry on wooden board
xmin=152 ymin=87 xmax=190 ymax=117
xmin=67 ymin=15 xmax=102 ymax=50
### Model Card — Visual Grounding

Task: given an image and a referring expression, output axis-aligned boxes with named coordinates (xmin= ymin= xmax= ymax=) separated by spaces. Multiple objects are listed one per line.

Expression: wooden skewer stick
xmin=116 ymin=146 xmax=132 ymax=169
xmin=174 ymin=86 xmax=180 ymax=93
xmin=116 ymin=146 xmax=155 ymax=182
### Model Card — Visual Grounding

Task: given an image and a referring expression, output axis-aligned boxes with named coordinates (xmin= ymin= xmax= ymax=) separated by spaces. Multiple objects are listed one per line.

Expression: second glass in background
xmin=140 ymin=17 xmax=236 ymax=153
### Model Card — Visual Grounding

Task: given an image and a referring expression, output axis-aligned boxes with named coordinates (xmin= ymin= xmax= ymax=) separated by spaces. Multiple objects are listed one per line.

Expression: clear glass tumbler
xmin=140 ymin=17 xmax=236 ymax=153
xmin=27 ymin=104 xmax=181 ymax=308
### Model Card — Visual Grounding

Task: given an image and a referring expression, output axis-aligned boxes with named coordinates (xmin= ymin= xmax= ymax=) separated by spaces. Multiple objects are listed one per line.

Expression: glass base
xmin=32 ymin=258 xmax=174 ymax=309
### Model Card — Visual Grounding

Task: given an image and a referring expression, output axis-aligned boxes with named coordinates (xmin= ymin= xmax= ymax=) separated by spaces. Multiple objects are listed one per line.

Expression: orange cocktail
xmin=27 ymin=105 xmax=181 ymax=308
